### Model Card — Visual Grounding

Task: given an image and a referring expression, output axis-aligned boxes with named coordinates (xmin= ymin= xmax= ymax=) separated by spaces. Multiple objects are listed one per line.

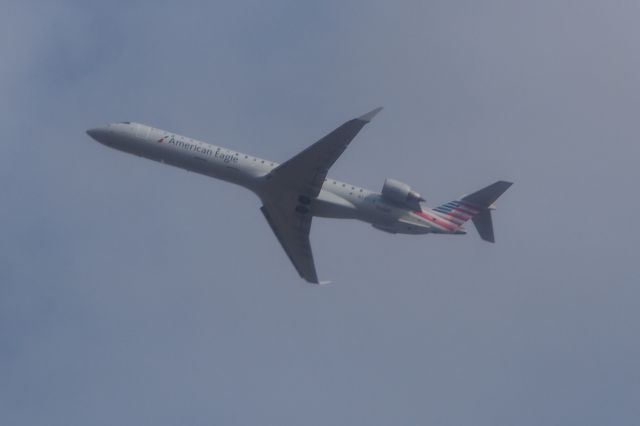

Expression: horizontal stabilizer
xmin=472 ymin=210 xmax=495 ymax=243
xmin=463 ymin=181 xmax=513 ymax=208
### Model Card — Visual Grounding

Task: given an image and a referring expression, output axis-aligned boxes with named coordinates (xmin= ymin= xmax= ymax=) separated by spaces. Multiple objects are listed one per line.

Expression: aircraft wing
xmin=269 ymin=107 xmax=382 ymax=198
xmin=260 ymin=108 xmax=381 ymax=284
xmin=260 ymin=200 xmax=327 ymax=284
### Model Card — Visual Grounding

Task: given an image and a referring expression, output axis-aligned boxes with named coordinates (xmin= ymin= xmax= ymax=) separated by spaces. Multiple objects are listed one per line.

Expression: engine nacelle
xmin=381 ymin=178 xmax=425 ymax=209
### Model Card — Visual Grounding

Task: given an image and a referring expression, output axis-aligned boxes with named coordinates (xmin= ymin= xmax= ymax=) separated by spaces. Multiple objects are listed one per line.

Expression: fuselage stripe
xmin=412 ymin=211 xmax=457 ymax=232
xmin=447 ymin=211 xmax=471 ymax=221
xmin=454 ymin=205 xmax=478 ymax=215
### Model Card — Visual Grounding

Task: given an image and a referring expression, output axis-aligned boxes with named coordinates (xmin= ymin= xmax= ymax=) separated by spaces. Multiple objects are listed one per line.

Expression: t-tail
xmin=432 ymin=181 xmax=513 ymax=243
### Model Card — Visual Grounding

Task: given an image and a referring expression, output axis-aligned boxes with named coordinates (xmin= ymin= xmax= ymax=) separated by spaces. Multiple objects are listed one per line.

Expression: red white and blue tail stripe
xmin=431 ymin=200 xmax=480 ymax=226
xmin=430 ymin=181 xmax=513 ymax=241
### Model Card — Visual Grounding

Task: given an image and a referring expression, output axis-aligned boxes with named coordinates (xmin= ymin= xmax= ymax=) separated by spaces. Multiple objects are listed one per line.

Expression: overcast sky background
xmin=2 ymin=1 xmax=639 ymax=425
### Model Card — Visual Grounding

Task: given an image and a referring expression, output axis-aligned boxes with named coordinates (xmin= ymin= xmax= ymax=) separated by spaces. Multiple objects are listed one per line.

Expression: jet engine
xmin=381 ymin=178 xmax=425 ymax=209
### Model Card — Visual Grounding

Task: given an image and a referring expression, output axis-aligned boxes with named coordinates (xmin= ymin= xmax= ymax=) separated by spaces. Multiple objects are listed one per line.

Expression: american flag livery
xmin=431 ymin=200 xmax=480 ymax=226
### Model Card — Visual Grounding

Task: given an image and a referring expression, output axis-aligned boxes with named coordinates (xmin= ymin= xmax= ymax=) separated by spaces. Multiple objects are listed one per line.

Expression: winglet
xmin=357 ymin=107 xmax=383 ymax=123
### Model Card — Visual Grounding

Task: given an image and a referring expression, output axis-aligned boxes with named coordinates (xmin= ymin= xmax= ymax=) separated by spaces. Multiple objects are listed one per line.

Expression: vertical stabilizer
xmin=432 ymin=181 xmax=512 ymax=242
xmin=464 ymin=181 xmax=512 ymax=242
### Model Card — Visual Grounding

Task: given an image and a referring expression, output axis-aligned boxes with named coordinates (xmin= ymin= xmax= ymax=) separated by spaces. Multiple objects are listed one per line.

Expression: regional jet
xmin=87 ymin=108 xmax=512 ymax=284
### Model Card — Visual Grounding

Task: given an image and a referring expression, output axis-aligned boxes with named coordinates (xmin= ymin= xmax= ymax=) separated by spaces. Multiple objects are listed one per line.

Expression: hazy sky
xmin=2 ymin=1 xmax=639 ymax=425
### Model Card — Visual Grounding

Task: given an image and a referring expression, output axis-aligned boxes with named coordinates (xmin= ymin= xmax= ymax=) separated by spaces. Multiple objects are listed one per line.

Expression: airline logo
xmin=432 ymin=200 xmax=479 ymax=225
xmin=155 ymin=134 xmax=238 ymax=164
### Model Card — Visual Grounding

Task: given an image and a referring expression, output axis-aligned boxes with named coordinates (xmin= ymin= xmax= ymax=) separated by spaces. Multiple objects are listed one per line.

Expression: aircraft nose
xmin=86 ymin=126 xmax=111 ymax=144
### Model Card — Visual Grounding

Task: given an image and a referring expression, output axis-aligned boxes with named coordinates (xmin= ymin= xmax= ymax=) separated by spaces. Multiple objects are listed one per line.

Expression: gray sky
xmin=2 ymin=1 xmax=639 ymax=425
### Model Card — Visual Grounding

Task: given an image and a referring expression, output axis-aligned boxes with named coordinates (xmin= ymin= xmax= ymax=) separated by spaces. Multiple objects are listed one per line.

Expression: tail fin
xmin=432 ymin=181 xmax=513 ymax=243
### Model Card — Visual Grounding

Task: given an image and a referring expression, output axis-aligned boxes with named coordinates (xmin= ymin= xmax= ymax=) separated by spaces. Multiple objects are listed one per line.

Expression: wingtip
xmin=357 ymin=106 xmax=383 ymax=122
xmin=309 ymin=280 xmax=332 ymax=285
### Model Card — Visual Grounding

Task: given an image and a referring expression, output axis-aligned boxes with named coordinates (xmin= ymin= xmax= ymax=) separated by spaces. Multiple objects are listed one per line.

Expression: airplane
xmin=87 ymin=108 xmax=512 ymax=284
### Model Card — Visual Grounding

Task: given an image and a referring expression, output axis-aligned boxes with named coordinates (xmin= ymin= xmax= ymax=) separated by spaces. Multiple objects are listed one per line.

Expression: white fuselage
xmin=88 ymin=122 xmax=464 ymax=235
